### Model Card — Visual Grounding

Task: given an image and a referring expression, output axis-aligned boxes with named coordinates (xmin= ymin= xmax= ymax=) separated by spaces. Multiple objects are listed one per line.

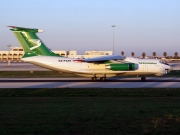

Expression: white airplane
xmin=8 ymin=26 xmax=172 ymax=81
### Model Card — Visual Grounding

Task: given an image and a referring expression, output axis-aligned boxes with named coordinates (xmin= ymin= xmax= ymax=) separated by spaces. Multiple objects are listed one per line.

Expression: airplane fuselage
xmin=22 ymin=56 xmax=171 ymax=78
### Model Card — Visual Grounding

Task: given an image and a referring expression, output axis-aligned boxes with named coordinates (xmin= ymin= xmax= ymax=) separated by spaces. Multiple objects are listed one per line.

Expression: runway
xmin=1 ymin=77 xmax=180 ymax=88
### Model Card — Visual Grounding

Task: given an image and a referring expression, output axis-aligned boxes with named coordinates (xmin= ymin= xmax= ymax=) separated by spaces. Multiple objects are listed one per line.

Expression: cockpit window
xmin=159 ymin=60 xmax=169 ymax=65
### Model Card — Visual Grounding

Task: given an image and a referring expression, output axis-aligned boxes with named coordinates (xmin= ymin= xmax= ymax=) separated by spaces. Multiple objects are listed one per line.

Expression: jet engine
xmin=106 ymin=63 xmax=135 ymax=71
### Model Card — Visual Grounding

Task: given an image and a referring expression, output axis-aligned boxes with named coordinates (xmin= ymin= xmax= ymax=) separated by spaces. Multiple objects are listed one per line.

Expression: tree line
xmin=120 ymin=51 xmax=179 ymax=59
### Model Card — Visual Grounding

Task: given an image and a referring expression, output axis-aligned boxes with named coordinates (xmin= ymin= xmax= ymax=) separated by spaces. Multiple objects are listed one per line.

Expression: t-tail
xmin=8 ymin=26 xmax=61 ymax=58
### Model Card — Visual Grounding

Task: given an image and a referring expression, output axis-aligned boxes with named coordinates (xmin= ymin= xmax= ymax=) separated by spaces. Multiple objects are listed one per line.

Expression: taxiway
xmin=1 ymin=77 xmax=180 ymax=88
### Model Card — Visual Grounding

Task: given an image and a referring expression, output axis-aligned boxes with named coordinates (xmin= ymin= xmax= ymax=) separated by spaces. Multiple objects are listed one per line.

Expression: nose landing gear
xmin=165 ymin=69 xmax=169 ymax=74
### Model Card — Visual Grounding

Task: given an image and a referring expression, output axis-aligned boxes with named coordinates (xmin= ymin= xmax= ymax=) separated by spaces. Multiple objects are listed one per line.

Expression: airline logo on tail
xmin=29 ymin=39 xmax=41 ymax=50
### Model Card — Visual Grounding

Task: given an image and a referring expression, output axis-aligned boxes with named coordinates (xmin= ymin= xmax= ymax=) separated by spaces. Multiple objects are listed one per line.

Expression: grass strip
xmin=0 ymin=88 xmax=180 ymax=97
xmin=0 ymin=88 xmax=180 ymax=135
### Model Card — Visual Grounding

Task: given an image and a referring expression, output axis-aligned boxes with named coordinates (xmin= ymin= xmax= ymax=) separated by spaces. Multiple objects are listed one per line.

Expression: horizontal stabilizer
xmin=7 ymin=26 xmax=44 ymax=33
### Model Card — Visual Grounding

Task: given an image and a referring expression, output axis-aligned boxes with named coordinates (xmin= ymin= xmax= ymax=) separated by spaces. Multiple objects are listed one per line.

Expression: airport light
xmin=112 ymin=25 xmax=116 ymax=55
xmin=7 ymin=44 xmax=11 ymax=66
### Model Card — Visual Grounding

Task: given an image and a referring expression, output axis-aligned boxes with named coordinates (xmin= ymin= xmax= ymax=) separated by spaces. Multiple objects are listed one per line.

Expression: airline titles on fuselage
xmin=138 ymin=62 xmax=157 ymax=64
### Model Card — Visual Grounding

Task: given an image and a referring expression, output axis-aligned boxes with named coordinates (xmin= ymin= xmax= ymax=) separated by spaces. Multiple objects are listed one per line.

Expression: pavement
xmin=1 ymin=77 xmax=180 ymax=88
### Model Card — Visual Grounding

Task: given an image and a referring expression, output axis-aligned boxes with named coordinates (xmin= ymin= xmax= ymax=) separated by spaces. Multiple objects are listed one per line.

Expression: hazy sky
xmin=1 ymin=0 xmax=180 ymax=56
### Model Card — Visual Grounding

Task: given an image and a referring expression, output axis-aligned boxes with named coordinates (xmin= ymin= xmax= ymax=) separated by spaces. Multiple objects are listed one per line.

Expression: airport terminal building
xmin=0 ymin=47 xmax=112 ymax=62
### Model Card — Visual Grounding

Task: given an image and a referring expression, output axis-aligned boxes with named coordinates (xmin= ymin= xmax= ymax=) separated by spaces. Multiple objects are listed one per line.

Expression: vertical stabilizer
xmin=8 ymin=26 xmax=61 ymax=58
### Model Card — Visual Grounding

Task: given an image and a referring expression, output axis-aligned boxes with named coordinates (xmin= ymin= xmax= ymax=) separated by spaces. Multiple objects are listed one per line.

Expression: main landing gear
xmin=91 ymin=75 xmax=106 ymax=81
xmin=141 ymin=76 xmax=146 ymax=81
xmin=91 ymin=77 xmax=97 ymax=81
xmin=100 ymin=77 xmax=106 ymax=81
xmin=91 ymin=77 xmax=107 ymax=81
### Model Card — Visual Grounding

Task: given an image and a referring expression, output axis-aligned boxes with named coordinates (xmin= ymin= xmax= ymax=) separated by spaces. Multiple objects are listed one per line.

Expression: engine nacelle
xmin=106 ymin=63 xmax=135 ymax=71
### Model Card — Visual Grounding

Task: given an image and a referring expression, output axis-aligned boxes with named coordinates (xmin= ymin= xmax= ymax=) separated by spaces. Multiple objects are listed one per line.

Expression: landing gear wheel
xmin=91 ymin=77 xmax=97 ymax=81
xmin=141 ymin=77 xmax=146 ymax=81
xmin=165 ymin=69 xmax=168 ymax=74
xmin=100 ymin=77 xmax=106 ymax=81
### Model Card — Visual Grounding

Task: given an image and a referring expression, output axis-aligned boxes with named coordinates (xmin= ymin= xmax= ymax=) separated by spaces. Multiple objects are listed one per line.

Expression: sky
xmin=0 ymin=0 xmax=180 ymax=56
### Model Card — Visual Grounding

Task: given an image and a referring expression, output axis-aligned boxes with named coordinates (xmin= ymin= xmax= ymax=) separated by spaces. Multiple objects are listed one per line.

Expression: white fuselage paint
xmin=22 ymin=56 xmax=172 ymax=78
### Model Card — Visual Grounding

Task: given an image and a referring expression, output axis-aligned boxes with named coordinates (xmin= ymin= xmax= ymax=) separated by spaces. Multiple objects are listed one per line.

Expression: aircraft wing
xmin=84 ymin=55 xmax=126 ymax=63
